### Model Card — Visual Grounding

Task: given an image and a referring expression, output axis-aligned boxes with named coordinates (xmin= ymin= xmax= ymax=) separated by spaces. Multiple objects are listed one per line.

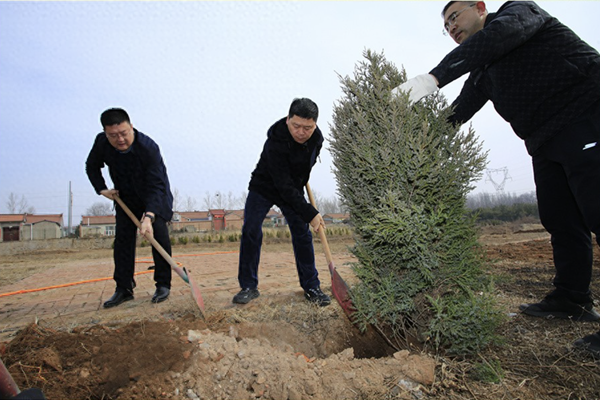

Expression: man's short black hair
xmin=442 ymin=2 xmax=482 ymax=20
xmin=100 ymin=108 xmax=130 ymax=128
xmin=288 ymin=98 xmax=318 ymax=122
xmin=442 ymin=1 xmax=473 ymax=17
xmin=442 ymin=1 xmax=456 ymax=17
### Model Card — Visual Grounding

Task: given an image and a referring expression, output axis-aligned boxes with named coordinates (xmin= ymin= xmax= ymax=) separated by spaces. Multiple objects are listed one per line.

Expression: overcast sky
xmin=1 ymin=1 xmax=598 ymax=224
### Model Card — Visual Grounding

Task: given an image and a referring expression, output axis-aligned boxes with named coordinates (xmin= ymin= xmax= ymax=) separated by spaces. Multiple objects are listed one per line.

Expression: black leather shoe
xmin=232 ymin=288 xmax=260 ymax=304
xmin=304 ymin=287 xmax=331 ymax=307
xmin=103 ymin=291 xmax=134 ymax=308
xmin=152 ymin=286 xmax=170 ymax=303
xmin=519 ymin=290 xmax=600 ymax=322
xmin=573 ymin=331 xmax=600 ymax=358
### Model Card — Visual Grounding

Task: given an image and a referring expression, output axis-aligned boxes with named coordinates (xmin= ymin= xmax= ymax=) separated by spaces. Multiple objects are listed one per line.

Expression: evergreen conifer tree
xmin=330 ymin=50 xmax=504 ymax=355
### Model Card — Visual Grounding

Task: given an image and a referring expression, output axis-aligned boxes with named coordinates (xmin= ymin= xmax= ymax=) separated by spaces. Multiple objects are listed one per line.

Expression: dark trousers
xmin=237 ymin=190 xmax=320 ymax=291
xmin=114 ymin=203 xmax=172 ymax=294
xmin=533 ymin=101 xmax=600 ymax=301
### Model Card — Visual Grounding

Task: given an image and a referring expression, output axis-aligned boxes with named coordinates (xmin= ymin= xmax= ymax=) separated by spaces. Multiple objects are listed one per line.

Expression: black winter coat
xmin=248 ymin=117 xmax=323 ymax=223
xmin=85 ymin=129 xmax=174 ymax=222
xmin=430 ymin=1 xmax=600 ymax=155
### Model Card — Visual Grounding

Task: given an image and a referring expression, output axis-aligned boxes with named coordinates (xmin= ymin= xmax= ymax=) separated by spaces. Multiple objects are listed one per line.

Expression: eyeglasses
xmin=443 ymin=3 xmax=476 ymax=36
xmin=105 ymin=130 xmax=130 ymax=140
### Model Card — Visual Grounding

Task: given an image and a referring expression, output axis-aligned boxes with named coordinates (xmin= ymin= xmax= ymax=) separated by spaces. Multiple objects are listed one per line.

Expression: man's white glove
xmin=392 ymin=74 xmax=439 ymax=104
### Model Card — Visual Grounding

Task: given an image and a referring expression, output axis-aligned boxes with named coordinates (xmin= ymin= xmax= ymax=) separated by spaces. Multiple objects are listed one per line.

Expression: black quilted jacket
xmin=430 ymin=1 xmax=600 ymax=155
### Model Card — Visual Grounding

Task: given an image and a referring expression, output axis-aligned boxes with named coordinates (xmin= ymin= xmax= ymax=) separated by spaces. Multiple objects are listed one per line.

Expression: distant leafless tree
xmin=172 ymin=187 xmax=182 ymax=212
xmin=196 ymin=189 xmax=342 ymax=213
xmin=6 ymin=193 xmax=19 ymax=213
xmin=319 ymin=196 xmax=347 ymax=214
xmin=308 ymin=189 xmax=346 ymax=214
xmin=202 ymin=191 xmax=213 ymax=210
xmin=184 ymin=195 xmax=198 ymax=211
xmin=6 ymin=192 xmax=35 ymax=214
xmin=226 ymin=191 xmax=235 ymax=209
xmin=172 ymin=188 xmax=199 ymax=211
xmin=238 ymin=191 xmax=248 ymax=209
xmin=466 ymin=191 xmax=537 ymax=209
xmin=85 ymin=201 xmax=113 ymax=216
xmin=221 ymin=191 xmax=248 ymax=209
xmin=214 ymin=191 xmax=225 ymax=209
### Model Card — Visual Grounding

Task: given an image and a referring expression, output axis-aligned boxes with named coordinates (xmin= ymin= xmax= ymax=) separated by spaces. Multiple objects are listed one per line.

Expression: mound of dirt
xmin=3 ymin=303 xmax=434 ymax=400
xmin=177 ymin=326 xmax=433 ymax=400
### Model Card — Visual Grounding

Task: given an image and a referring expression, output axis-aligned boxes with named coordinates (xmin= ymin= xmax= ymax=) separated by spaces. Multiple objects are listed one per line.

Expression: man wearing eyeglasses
xmin=232 ymin=98 xmax=331 ymax=307
xmin=394 ymin=1 xmax=600 ymax=356
xmin=86 ymin=108 xmax=174 ymax=308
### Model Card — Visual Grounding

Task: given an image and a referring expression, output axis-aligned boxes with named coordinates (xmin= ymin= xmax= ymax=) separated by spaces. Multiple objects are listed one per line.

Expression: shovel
xmin=113 ymin=195 xmax=205 ymax=317
xmin=0 ymin=357 xmax=46 ymax=399
xmin=306 ymin=183 xmax=355 ymax=319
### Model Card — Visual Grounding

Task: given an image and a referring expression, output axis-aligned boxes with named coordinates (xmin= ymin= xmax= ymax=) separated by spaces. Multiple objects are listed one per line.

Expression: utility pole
xmin=68 ymin=181 xmax=73 ymax=236
xmin=485 ymin=167 xmax=512 ymax=194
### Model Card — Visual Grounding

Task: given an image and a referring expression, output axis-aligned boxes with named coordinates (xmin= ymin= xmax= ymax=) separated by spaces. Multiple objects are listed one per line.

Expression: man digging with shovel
xmin=233 ymin=98 xmax=331 ymax=307
xmin=86 ymin=107 xmax=174 ymax=308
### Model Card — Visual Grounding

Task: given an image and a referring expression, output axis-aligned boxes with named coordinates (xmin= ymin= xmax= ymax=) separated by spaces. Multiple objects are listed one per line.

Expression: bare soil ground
xmin=2 ymin=223 xmax=600 ymax=400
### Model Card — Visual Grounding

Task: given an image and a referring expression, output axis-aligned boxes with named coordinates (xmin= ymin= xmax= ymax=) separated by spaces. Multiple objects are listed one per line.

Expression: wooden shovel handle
xmin=113 ymin=194 xmax=206 ymax=316
xmin=305 ymin=183 xmax=333 ymax=265
xmin=113 ymin=194 xmax=187 ymax=281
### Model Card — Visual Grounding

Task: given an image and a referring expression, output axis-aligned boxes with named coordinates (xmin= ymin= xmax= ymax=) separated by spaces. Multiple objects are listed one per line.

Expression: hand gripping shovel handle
xmin=113 ymin=195 xmax=187 ymax=282
xmin=113 ymin=195 xmax=205 ymax=316
xmin=305 ymin=183 xmax=355 ymax=318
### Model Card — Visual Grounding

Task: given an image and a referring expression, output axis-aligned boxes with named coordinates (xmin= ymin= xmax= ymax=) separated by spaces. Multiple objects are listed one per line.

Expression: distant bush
xmin=466 ymin=191 xmax=537 ymax=209
xmin=326 ymin=226 xmax=352 ymax=236
xmin=469 ymin=202 xmax=539 ymax=224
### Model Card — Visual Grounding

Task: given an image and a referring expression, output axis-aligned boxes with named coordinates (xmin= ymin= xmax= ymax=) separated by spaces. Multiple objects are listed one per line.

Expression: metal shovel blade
xmin=329 ymin=261 xmax=356 ymax=319
xmin=306 ymin=183 xmax=356 ymax=319
xmin=184 ymin=267 xmax=206 ymax=311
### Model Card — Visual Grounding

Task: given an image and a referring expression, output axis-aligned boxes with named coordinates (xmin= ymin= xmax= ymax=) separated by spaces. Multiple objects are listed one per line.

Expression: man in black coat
xmin=394 ymin=1 xmax=600 ymax=356
xmin=86 ymin=108 xmax=174 ymax=308
xmin=233 ymin=98 xmax=331 ymax=306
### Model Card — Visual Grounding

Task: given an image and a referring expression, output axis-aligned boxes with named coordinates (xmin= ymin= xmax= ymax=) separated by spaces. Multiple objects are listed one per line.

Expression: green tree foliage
xmin=329 ymin=50 xmax=504 ymax=355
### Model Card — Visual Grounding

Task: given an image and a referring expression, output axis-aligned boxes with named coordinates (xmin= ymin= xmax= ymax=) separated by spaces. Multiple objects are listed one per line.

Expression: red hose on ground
xmin=0 ymin=251 xmax=238 ymax=299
